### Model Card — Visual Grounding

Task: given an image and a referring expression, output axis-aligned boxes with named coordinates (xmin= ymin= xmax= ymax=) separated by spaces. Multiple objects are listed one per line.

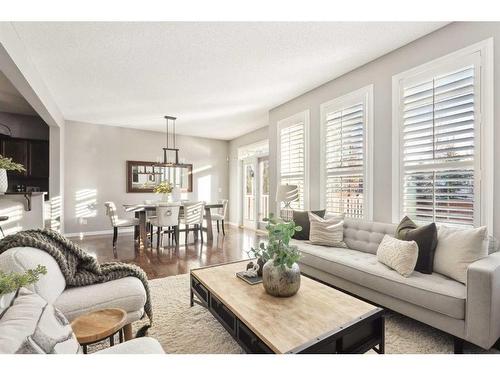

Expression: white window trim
xmin=391 ymin=38 xmax=494 ymax=231
xmin=319 ymin=85 xmax=374 ymax=220
xmin=276 ymin=110 xmax=310 ymax=212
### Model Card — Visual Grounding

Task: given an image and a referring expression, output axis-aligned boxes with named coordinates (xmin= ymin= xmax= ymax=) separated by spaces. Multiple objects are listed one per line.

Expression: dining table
xmin=123 ymin=202 xmax=224 ymax=250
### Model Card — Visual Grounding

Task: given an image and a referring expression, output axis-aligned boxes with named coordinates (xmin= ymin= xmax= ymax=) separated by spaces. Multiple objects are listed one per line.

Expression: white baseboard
xmin=64 ymin=227 xmax=134 ymax=238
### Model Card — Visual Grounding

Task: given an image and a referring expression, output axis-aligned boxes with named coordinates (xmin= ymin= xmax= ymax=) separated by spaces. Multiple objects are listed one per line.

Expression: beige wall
xmin=269 ymin=22 xmax=500 ymax=237
xmin=228 ymin=126 xmax=269 ymax=224
xmin=64 ymin=121 xmax=229 ymax=234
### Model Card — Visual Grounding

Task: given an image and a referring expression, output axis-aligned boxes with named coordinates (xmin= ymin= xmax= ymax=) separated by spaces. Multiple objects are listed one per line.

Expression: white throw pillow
xmin=308 ymin=212 xmax=346 ymax=247
xmin=0 ymin=288 xmax=81 ymax=354
xmin=433 ymin=226 xmax=488 ymax=284
xmin=376 ymin=235 xmax=418 ymax=277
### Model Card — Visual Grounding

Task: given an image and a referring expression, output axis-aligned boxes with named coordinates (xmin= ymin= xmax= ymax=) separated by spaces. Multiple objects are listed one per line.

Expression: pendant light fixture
xmin=157 ymin=115 xmax=179 ymax=166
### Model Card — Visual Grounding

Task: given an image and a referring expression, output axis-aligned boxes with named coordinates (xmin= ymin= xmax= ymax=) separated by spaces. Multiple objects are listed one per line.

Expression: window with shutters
xmin=320 ymin=86 xmax=373 ymax=219
xmin=277 ymin=111 xmax=309 ymax=213
xmin=392 ymin=40 xmax=493 ymax=230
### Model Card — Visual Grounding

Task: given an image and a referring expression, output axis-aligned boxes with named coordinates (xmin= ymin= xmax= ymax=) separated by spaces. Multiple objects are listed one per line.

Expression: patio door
xmin=257 ymin=156 xmax=269 ymax=229
xmin=242 ymin=157 xmax=257 ymax=229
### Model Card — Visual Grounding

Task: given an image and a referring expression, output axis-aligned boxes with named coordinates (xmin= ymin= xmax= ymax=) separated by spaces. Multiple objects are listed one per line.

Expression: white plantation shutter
xmin=400 ymin=62 xmax=479 ymax=227
xmin=279 ymin=116 xmax=306 ymax=210
xmin=322 ymin=87 xmax=371 ymax=219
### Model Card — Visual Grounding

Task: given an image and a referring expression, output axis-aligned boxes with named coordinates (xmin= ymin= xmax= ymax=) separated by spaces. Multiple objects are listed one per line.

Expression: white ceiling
xmin=0 ymin=70 xmax=37 ymax=115
xmin=12 ymin=22 xmax=447 ymax=140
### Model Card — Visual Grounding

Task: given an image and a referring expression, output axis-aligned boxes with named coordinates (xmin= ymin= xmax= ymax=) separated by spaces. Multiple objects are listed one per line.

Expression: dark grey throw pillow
xmin=292 ymin=210 xmax=326 ymax=240
xmin=396 ymin=216 xmax=438 ymax=274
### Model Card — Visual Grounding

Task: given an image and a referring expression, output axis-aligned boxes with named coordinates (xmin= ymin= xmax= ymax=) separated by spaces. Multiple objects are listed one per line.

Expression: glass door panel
xmin=258 ymin=158 xmax=269 ymax=224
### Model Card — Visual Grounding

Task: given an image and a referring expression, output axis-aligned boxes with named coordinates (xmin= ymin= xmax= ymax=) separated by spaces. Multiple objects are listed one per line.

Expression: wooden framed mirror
xmin=126 ymin=160 xmax=193 ymax=193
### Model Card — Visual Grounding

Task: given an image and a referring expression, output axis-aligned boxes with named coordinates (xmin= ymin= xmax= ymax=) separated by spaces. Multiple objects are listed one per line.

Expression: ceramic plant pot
xmin=262 ymin=260 xmax=301 ymax=297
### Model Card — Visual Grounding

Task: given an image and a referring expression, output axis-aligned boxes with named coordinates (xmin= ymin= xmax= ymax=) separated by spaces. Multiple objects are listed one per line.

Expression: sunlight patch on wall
xmin=197 ymin=175 xmax=211 ymax=203
xmin=0 ymin=205 xmax=24 ymax=235
xmin=75 ymin=189 xmax=97 ymax=218
xmin=50 ymin=195 xmax=62 ymax=231
xmin=192 ymin=165 xmax=212 ymax=175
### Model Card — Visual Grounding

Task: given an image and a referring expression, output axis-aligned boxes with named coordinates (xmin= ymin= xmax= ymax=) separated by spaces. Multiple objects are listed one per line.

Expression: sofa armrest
xmin=466 ymin=252 xmax=500 ymax=349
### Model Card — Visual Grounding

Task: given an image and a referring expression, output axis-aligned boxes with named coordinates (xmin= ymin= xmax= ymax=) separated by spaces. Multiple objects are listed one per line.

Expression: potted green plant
xmin=0 ymin=155 xmax=26 ymax=194
xmin=153 ymin=181 xmax=173 ymax=202
xmin=0 ymin=265 xmax=47 ymax=310
xmin=251 ymin=213 xmax=302 ymax=297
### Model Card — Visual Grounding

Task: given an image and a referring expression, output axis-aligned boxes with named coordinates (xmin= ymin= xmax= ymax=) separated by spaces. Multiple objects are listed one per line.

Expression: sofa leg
xmin=123 ymin=323 xmax=133 ymax=341
xmin=454 ymin=337 xmax=464 ymax=354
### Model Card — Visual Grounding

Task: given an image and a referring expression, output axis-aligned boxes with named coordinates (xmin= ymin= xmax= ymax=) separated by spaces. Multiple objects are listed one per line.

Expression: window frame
xmin=276 ymin=110 xmax=310 ymax=212
xmin=319 ymin=84 xmax=374 ymax=220
xmin=391 ymin=38 xmax=494 ymax=231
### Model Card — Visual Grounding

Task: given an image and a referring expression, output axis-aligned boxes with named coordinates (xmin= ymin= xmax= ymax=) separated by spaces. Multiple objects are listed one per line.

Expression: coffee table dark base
xmin=190 ymin=273 xmax=385 ymax=354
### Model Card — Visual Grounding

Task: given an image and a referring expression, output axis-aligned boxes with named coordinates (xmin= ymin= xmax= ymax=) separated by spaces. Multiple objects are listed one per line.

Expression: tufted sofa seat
xmin=295 ymin=217 xmax=500 ymax=350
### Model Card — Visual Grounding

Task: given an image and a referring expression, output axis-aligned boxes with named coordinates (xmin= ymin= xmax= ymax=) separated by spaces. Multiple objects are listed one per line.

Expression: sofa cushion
xmin=292 ymin=210 xmax=327 ymax=240
xmin=376 ymin=235 xmax=418 ymax=277
xmin=293 ymin=239 xmax=466 ymax=319
xmin=0 ymin=288 xmax=81 ymax=354
xmin=309 ymin=213 xmax=346 ymax=247
xmin=342 ymin=218 xmax=398 ymax=254
xmin=396 ymin=217 xmax=438 ymax=274
xmin=0 ymin=247 xmax=66 ymax=304
xmin=434 ymin=226 xmax=488 ymax=284
xmin=54 ymin=276 xmax=146 ymax=322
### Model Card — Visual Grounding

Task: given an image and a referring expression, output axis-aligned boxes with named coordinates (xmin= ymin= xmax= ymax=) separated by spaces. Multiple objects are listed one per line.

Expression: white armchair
xmin=0 ymin=246 xmax=147 ymax=340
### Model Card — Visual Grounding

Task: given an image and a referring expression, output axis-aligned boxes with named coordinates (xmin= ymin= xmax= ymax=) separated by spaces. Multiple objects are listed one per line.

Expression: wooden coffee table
xmin=71 ymin=308 xmax=127 ymax=354
xmin=190 ymin=260 xmax=385 ymax=354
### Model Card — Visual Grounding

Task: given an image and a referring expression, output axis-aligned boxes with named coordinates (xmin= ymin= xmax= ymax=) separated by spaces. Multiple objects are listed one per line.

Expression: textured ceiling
xmin=13 ymin=22 xmax=447 ymax=140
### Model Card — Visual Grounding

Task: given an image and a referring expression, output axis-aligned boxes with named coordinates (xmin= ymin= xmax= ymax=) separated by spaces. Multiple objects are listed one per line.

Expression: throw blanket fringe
xmin=0 ymin=229 xmax=152 ymax=325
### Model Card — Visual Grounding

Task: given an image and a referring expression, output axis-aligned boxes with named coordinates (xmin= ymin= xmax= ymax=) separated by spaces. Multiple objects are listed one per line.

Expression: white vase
xmin=0 ymin=169 xmax=7 ymax=194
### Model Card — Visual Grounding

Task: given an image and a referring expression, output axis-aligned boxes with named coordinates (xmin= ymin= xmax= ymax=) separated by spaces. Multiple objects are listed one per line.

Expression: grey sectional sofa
xmin=293 ymin=218 xmax=500 ymax=352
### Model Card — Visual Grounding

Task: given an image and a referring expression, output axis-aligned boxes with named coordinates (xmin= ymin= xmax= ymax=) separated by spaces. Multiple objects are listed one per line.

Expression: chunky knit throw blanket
xmin=0 ymin=229 xmax=152 ymax=325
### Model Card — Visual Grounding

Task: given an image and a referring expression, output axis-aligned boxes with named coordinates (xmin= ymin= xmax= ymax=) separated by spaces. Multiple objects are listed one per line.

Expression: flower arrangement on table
xmin=153 ymin=181 xmax=173 ymax=201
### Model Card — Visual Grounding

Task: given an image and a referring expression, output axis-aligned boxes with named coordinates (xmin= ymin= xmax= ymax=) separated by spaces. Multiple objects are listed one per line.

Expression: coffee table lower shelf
xmin=190 ymin=273 xmax=385 ymax=354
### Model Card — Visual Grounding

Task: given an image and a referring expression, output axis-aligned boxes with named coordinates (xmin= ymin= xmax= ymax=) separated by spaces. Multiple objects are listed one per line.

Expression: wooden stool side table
xmin=71 ymin=308 xmax=128 ymax=354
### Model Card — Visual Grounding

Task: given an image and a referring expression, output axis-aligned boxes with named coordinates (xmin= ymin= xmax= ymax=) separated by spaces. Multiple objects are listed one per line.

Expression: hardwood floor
xmin=72 ymin=225 xmax=265 ymax=280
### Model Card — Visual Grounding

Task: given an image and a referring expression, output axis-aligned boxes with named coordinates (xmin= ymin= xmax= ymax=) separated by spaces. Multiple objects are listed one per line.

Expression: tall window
xmin=321 ymin=86 xmax=373 ymax=219
xmin=393 ymin=40 xmax=493 ymax=229
xmin=278 ymin=111 xmax=308 ymax=212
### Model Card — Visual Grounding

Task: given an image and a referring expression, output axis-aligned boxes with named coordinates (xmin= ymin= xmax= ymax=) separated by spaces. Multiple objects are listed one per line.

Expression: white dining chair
xmin=104 ymin=201 xmax=139 ymax=249
xmin=149 ymin=203 xmax=180 ymax=248
xmin=211 ymin=199 xmax=228 ymax=235
xmin=179 ymin=201 xmax=205 ymax=244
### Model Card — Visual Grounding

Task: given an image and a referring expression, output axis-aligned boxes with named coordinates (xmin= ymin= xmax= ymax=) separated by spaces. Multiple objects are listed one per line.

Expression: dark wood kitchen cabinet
xmin=0 ymin=137 xmax=50 ymax=197
xmin=0 ymin=138 xmax=49 ymax=178
xmin=29 ymin=141 xmax=49 ymax=178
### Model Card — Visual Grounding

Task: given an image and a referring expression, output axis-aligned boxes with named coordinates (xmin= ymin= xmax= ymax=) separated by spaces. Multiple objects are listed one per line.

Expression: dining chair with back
xmin=149 ymin=203 xmax=181 ymax=248
xmin=179 ymin=201 xmax=205 ymax=244
xmin=211 ymin=199 xmax=228 ymax=235
xmin=104 ymin=201 xmax=140 ymax=249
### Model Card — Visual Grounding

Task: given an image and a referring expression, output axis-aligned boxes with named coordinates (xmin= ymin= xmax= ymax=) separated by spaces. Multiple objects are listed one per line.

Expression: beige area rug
xmin=92 ymin=274 xmax=499 ymax=354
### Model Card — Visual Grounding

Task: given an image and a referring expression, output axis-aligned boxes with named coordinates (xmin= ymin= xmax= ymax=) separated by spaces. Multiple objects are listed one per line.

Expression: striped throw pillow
xmin=308 ymin=212 xmax=347 ymax=247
